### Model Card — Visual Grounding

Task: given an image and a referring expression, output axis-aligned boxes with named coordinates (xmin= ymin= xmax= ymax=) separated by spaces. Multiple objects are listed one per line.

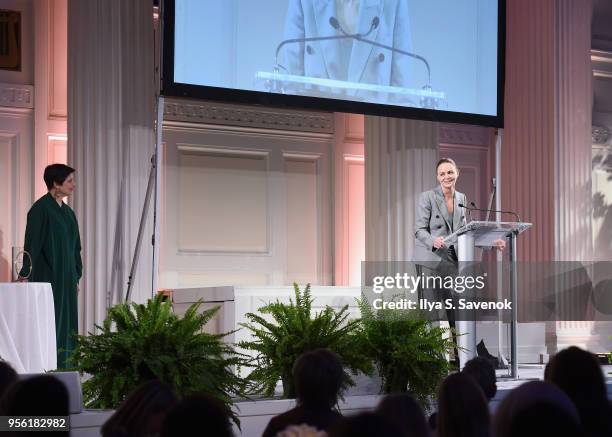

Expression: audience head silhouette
xmin=261 ymin=349 xmax=345 ymax=437
xmin=376 ymin=393 xmax=429 ymax=437
xmin=494 ymin=380 xmax=579 ymax=437
xmin=101 ymin=380 xmax=177 ymax=437
xmin=329 ymin=411 xmax=407 ymax=437
xmin=437 ymin=372 xmax=490 ymax=437
xmin=160 ymin=394 xmax=233 ymax=437
xmin=0 ymin=361 xmax=18 ymax=401
xmin=508 ymin=401 xmax=583 ymax=437
xmin=545 ymin=346 xmax=612 ymax=437
xmin=1 ymin=375 xmax=69 ymax=436
xmin=461 ymin=356 xmax=497 ymax=401
xmin=293 ymin=348 xmax=344 ymax=409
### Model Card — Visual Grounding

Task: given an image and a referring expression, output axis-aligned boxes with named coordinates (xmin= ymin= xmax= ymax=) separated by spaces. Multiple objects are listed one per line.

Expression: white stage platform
xmin=68 ymin=365 xmax=612 ymax=437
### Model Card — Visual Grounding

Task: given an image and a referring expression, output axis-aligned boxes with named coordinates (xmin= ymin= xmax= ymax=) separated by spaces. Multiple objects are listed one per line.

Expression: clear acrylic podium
xmin=254 ymin=71 xmax=448 ymax=109
xmin=445 ymin=220 xmax=532 ymax=378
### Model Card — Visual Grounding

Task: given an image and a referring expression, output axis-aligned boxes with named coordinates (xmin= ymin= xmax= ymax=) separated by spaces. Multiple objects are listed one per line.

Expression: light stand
xmin=124 ymin=95 xmax=164 ymax=303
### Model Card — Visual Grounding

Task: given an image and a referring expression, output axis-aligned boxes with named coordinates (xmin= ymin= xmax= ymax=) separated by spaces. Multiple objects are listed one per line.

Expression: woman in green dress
xmin=19 ymin=164 xmax=82 ymax=369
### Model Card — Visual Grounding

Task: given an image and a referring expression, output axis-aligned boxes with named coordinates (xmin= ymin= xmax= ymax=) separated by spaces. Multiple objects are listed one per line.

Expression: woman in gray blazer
xmin=414 ymin=157 xmax=466 ymax=265
xmin=414 ymin=158 xmax=505 ymax=366
xmin=413 ymin=157 xmax=465 ymax=364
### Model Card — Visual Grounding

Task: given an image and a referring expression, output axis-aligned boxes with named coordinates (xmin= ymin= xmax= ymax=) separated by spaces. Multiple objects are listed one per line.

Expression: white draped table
xmin=0 ymin=282 xmax=57 ymax=372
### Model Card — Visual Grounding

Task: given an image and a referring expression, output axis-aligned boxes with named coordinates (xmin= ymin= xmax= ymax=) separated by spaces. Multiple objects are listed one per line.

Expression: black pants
xmin=416 ymin=256 xmax=459 ymax=362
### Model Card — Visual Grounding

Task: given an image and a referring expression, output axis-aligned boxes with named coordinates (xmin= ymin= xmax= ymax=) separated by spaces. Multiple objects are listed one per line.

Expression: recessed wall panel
xmin=178 ymin=150 xmax=268 ymax=252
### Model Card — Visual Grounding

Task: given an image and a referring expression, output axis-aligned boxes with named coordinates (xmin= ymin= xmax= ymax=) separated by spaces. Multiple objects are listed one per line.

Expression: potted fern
xmin=71 ymin=294 xmax=246 ymax=425
xmin=238 ymin=283 xmax=372 ymax=398
xmin=356 ymin=295 xmax=456 ymax=410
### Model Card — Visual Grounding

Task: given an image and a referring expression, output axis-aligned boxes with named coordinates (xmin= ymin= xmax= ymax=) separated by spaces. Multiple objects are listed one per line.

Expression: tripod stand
xmin=124 ymin=96 xmax=164 ymax=303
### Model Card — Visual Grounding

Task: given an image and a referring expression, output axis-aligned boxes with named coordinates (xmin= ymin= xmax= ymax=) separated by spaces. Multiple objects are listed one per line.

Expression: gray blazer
xmin=283 ymin=0 xmax=412 ymax=87
xmin=414 ymin=186 xmax=467 ymax=263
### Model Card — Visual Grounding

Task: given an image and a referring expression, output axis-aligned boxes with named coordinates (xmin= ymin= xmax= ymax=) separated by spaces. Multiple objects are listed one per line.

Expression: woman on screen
xmin=19 ymin=164 xmax=82 ymax=369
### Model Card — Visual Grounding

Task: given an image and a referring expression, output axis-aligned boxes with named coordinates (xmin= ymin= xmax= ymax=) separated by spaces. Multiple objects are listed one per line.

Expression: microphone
xmin=329 ymin=16 xmax=379 ymax=37
xmin=458 ymin=202 xmax=521 ymax=223
xmin=274 ymin=16 xmax=379 ymax=72
xmin=329 ymin=15 xmax=431 ymax=86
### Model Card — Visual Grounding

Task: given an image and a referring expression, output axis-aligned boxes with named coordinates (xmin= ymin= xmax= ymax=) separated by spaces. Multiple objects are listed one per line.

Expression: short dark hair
xmin=1 ymin=375 xmax=69 ymax=419
xmin=436 ymin=157 xmax=458 ymax=173
xmin=0 ymin=361 xmax=18 ymax=401
xmin=293 ymin=348 xmax=344 ymax=409
xmin=44 ymin=163 xmax=75 ymax=190
xmin=328 ymin=412 xmax=405 ymax=437
xmin=376 ymin=393 xmax=429 ymax=437
xmin=160 ymin=394 xmax=233 ymax=437
xmin=101 ymin=380 xmax=177 ymax=437
xmin=462 ymin=357 xmax=497 ymax=401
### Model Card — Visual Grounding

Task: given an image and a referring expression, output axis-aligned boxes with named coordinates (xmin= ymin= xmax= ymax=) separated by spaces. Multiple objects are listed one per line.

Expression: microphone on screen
xmin=329 ymin=15 xmax=431 ymax=86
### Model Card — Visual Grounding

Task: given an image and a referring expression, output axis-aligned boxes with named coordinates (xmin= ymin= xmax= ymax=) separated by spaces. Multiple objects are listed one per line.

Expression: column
xmin=364 ymin=116 xmax=438 ymax=261
xmin=503 ymin=0 xmax=593 ymax=354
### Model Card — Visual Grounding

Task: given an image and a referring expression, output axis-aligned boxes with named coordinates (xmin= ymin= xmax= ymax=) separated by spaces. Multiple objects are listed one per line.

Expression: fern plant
xmin=71 ymin=294 xmax=246 ymax=425
xmin=356 ymin=295 xmax=456 ymax=410
xmin=239 ymin=283 xmax=372 ymax=398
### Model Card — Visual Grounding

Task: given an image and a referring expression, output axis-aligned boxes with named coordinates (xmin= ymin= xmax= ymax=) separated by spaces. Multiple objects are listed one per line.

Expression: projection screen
xmin=162 ymin=0 xmax=505 ymax=127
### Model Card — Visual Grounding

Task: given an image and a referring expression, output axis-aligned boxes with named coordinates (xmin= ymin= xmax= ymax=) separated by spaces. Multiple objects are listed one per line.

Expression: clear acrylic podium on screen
xmin=445 ymin=220 xmax=532 ymax=378
xmin=254 ymin=71 xmax=448 ymax=109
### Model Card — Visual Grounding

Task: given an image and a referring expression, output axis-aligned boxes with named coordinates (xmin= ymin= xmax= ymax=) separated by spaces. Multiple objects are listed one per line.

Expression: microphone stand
xmin=485 ymin=177 xmax=496 ymax=222
xmin=274 ymin=18 xmax=379 ymax=72
xmin=275 ymin=17 xmax=432 ymax=89
xmin=332 ymin=20 xmax=431 ymax=87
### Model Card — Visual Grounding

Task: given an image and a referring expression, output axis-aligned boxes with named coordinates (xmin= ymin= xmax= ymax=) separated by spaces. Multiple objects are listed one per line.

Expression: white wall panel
xmin=178 ymin=149 xmax=269 ymax=253
xmin=161 ymin=117 xmax=332 ymax=289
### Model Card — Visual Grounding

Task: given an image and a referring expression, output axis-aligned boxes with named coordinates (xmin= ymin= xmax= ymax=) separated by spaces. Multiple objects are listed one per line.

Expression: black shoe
xmin=477 ymin=339 xmax=505 ymax=369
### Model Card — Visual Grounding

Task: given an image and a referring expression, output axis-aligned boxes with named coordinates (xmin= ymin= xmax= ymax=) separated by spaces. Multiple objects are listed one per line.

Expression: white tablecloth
xmin=0 ymin=282 xmax=57 ymax=373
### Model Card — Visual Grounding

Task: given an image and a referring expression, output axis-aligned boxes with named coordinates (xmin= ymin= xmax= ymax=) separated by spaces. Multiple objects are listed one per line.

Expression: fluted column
xmin=503 ymin=0 xmax=593 ymax=261
xmin=553 ymin=0 xmax=593 ymax=262
xmin=68 ymin=0 xmax=155 ymax=334
xmin=364 ymin=116 xmax=438 ymax=261
xmin=503 ymin=0 xmax=593 ymax=354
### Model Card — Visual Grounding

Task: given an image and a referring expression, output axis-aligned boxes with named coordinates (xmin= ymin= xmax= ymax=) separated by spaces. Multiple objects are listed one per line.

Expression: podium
xmin=445 ymin=220 xmax=532 ymax=378
xmin=254 ymin=71 xmax=447 ymax=109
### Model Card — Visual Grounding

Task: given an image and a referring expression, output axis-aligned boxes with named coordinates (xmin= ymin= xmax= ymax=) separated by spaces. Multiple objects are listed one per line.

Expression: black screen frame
xmin=161 ymin=0 xmax=506 ymax=128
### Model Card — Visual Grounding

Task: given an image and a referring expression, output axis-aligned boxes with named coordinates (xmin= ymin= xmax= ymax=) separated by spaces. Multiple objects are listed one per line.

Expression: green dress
xmin=20 ymin=193 xmax=82 ymax=369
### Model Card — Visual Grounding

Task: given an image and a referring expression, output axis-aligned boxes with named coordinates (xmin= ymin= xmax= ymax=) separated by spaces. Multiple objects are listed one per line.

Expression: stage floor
xmin=496 ymin=364 xmax=612 ymax=387
xmin=488 ymin=364 xmax=612 ymax=412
